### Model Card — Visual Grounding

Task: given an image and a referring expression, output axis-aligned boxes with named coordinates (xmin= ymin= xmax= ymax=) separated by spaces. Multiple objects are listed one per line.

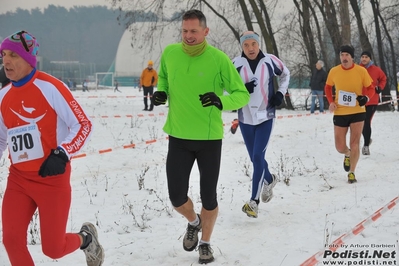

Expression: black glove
xmin=375 ymin=86 xmax=382 ymax=94
xmin=356 ymin=95 xmax=368 ymax=106
xmin=39 ymin=147 xmax=69 ymax=177
xmin=244 ymin=80 xmax=256 ymax=94
xmin=199 ymin=92 xmax=223 ymax=110
xmin=269 ymin=91 xmax=284 ymax=107
xmin=152 ymin=91 xmax=167 ymax=106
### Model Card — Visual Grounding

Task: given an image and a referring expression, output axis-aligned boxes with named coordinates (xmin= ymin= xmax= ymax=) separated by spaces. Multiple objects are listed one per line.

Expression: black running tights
xmin=362 ymin=105 xmax=377 ymax=146
xmin=166 ymin=136 xmax=221 ymax=211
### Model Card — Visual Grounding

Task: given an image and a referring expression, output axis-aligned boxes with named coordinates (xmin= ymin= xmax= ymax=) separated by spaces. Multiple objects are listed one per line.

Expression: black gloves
xmin=39 ymin=147 xmax=69 ymax=177
xmin=375 ymin=86 xmax=383 ymax=94
xmin=269 ymin=91 xmax=284 ymax=107
xmin=152 ymin=91 xmax=167 ymax=106
xmin=356 ymin=95 xmax=368 ymax=106
xmin=199 ymin=92 xmax=223 ymax=110
xmin=244 ymin=80 xmax=256 ymax=94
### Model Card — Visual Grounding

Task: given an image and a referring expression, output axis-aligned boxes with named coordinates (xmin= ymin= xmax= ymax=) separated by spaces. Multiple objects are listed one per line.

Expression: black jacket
xmin=310 ymin=68 xmax=327 ymax=91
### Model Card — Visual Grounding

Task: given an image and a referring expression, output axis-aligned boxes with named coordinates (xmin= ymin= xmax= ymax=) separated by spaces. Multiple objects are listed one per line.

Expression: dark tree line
xmin=0 ymin=5 xmax=126 ymax=72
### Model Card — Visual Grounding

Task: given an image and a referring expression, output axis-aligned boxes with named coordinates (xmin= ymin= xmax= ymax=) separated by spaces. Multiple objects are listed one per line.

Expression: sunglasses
xmin=12 ymin=31 xmax=30 ymax=52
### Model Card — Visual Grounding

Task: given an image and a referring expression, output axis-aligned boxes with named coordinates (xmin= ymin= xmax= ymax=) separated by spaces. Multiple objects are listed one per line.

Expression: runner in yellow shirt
xmin=324 ymin=45 xmax=374 ymax=183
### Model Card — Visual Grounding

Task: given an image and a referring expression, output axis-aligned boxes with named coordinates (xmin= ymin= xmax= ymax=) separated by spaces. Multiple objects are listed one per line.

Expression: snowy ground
xmin=0 ymin=87 xmax=398 ymax=266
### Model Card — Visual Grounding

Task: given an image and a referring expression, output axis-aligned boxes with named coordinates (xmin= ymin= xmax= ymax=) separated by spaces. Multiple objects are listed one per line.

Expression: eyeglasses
xmin=13 ymin=31 xmax=30 ymax=52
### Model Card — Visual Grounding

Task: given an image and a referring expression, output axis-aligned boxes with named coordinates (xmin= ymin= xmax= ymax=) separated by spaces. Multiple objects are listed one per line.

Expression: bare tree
xmin=293 ymin=0 xmax=318 ymax=68
xmin=309 ymin=1 xmax=331 ymax=70
xmin=257 ymin=0 xmax=280 ymax=56
xmin=201 ymin=0 xmax=240 ymax=42
xmin=339 ymin=0 xmax=351 ymax=44
xmin=378 ymin=1 xmax=399 ymax=109
xmin=313 ymin=0 xmax=343 ymax=65
xmin=238 ymin=0 xmax=255 ymax=34
xmin=349 ymin=0 xmax=373 ymax=54
xmin=369 ymin=0 xmax=397 ymax=110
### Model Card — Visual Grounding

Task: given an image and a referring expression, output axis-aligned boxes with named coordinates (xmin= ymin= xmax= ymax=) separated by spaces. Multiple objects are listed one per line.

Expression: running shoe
xmin=261 ymin=174 xmax=277 ymax=203
xmin=347 ymin=172 xmax=357 ymax=184
xmin=343 ymin=155 xmax=350 ymax=172
xmin=183 ymin=214 xmax=202 ymax=251
xmin=242 ymin=200 xmax=258 ymax=218
xmin=362 ymin=146 xmax=370 ymax=155
xmin=197 ymin=243 xmax=214 ymax=264
xmin=80 ymin=222 xmax=105 ymax=266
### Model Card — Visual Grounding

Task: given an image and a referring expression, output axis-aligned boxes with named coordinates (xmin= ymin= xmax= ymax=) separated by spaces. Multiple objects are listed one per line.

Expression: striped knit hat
xmin=0 ymin=30 xmax=39 ymax=68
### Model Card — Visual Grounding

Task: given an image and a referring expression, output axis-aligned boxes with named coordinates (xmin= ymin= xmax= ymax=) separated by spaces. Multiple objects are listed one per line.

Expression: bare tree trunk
xmin=369 ymin=0 xmax=386 ymax=72
xmin=349 ymin=0 xmax=373 ymax=54
xmin=313 ymin=0 xmax=343 ymax=65
xmin=257 ymin=0 xmax=280 ymax=57
xmin=380 ymin=1 xmax=399 ymax=110
xmin=293 ymin=0 xmax=318 ymax=67
xmin=339 ymin=0 xmax=351 ymax=44
xmin=237 ymin=0 xmax=255 ymax=34
xmin=369 ymin=0 xmax=389 ymax=111
xmin=369 ymin=0 xmax=397 ymax=111
xmin=247 ymin=0 xmax=274 ymax=53
xmin=302 ymin=0 xmax=330 ymax=70
xmin=377 ymin=5 xmax=398 ymax=108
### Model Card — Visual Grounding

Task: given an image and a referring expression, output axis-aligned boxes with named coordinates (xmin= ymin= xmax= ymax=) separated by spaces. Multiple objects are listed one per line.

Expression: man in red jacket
xmin=0 ymin=30 xmax=104 ymax=266
xmin=359 ymin=51 xmax=387 ymax=155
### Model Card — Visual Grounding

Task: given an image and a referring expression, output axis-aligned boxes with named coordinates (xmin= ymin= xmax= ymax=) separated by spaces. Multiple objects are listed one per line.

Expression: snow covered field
xmin=0 ymin=87 xmax=398 ymax=266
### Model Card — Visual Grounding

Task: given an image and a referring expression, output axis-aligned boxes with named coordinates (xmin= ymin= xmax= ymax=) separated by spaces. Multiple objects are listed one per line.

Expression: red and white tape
xmin=74 ymin=95 xmax=151 ymax=99
xmin=89 ymin=112 xmax=165 ymax=119
xmin=378 ymin=97 xmax=398 ymax=106
xmin=300 ymin=196 xmax=399 ymax=266
xmin=71 ymin=137 xmax=169 ymax=159
xmin=89 ymin=111 xmax=329 ymax=122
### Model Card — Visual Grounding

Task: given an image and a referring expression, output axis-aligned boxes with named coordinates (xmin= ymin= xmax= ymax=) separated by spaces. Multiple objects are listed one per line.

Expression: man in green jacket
xmin=152 ymin=9 xmax=249 ymax=264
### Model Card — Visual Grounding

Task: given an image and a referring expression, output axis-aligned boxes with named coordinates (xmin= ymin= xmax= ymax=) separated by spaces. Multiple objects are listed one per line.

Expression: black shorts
xmin=333 ymin=113 xmax=366 ymax=127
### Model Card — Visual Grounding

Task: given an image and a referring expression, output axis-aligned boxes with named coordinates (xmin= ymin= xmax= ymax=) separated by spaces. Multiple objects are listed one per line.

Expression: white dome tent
xmin=113 ymin=22 xmax=180 ymax=86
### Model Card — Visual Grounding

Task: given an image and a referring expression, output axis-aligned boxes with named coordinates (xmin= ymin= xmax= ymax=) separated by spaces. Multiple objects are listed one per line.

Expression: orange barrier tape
xmin=89 ymin=113 xmax=165 ymax=119
xmin=90 ymin=111 xmax=330 ymax=121
xmin=277 ymin=112 xmax=327 ymax=119
xmin=74 ymin=95 xmax=152 ymax=98
xmin=71 ymin=137 xmax=168 ymax=159
xmin=300 ymin=196 xmax=399 ymax=266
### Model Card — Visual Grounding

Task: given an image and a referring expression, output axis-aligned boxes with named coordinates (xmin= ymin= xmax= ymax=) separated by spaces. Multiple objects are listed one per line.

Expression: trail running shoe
xmin=80 ymin=222 xmax=105 ymax=266
xmin=347 ymin=172 xmax=357 ymax=184
xmin=362 ymin=146 xmax=370 ymax=155
xmin=242 ymin=200 xmax=258 ymax=218
xmin=183 ymin=214 xmax=202 ymax=251
xmin=343 ymin=155 xmax=350 ymax=172
xmin=230 ymin=119 xmax=239 ymax=134
xmin=261 ymin=174 xmax=277 ymax=203
xmin=197 ymin=243 xmax=214 ymax=264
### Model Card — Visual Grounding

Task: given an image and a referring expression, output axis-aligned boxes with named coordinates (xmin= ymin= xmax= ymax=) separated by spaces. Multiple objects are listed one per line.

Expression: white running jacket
xmin=232 ymin=52 xmax=290 ymax=125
